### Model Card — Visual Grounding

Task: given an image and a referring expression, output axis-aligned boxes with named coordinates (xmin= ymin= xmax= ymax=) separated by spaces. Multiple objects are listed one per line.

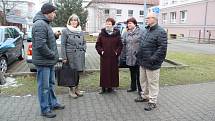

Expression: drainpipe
xmin=203 ymin=0 xmax=208 ymax=40
xmin=143 ymin=0 xmax=147 ymax=28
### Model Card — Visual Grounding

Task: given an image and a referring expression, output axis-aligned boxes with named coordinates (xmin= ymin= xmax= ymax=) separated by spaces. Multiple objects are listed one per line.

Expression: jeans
xmin=36 ymin=65 xmax=60 ymax=113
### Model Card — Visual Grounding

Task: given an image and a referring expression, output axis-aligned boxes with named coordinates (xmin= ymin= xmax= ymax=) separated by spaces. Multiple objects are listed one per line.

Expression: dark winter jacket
xmin=31 ymin=11 xmax=59 ymax=66
xmin=136 ymin=24 xmax=167 ymax=70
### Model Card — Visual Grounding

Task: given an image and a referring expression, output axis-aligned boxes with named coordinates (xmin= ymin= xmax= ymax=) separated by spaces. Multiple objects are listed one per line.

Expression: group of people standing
xmin=95 ymin=13 xmax=167 ymax=111
xmin=31 ymin=3 xmax=167 ymax=118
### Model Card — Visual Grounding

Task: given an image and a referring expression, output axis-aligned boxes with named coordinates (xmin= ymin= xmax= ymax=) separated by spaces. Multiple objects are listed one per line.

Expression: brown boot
xmin=75 ymin=86 xmax=84 ymax=97
xmin=69 ymin=87 xmax=78 ymax=99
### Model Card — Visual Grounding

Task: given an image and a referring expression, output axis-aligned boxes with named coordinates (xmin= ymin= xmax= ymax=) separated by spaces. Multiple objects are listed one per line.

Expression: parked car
xmin=115 ymin=22 xmax=127 ymax=35
xmin=26 ymin=27 xmax=64 ymax=72
xmin=26 ymin=28 xmax=32 ymax=42
xmin=0 ymin=26 xmax=24 ymax=73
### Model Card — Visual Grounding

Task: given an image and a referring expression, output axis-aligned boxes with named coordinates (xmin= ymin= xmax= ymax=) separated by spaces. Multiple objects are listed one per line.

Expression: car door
xmin=10 ymin=28 xmax=23 ymax=58
xmin=5 ymin=28 xmax=17 ymax=64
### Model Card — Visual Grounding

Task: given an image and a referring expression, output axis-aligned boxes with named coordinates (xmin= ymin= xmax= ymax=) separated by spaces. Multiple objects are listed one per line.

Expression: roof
xmin=88 ymin=0 xmax=159 ymax=6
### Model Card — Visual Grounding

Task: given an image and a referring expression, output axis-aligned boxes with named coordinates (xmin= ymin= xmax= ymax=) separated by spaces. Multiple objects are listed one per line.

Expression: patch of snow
xmin=0 ymin=77 xmax=23 ymax=89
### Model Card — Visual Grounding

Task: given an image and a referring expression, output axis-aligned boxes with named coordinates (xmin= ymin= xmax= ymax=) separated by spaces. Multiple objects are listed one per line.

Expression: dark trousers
xmin=129 ymin=65 xmax=142 ymax=92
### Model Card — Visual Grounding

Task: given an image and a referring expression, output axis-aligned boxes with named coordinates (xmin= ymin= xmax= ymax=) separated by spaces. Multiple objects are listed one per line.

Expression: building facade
xmin=86 ymin=0 xmax=159 ymax=33
xmin=159 ymin=0 xmax=215 ymax=41
xmin=0 ymin=0 xmax=35 ymax=28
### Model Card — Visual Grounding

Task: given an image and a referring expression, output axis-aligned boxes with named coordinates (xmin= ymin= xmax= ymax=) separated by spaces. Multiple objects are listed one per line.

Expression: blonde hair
xmin=67 ymin=14 xmax=81 ymax=26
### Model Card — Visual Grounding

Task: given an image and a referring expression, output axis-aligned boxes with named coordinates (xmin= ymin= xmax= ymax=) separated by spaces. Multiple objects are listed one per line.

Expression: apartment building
xmin=159 ymin=0 xmax=215 ymax=41
xmin=85 ymin=0 xmax=159 ymax=33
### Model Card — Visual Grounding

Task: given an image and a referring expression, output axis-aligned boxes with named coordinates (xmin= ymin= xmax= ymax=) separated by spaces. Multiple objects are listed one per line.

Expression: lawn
xmin=1 ymin=51 xmax=215 ymax=96
xmin=84 ymin=35 xmax=97 ymax=43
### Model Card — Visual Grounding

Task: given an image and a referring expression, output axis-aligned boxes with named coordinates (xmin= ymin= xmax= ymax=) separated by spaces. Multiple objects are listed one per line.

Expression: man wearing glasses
xmin=135 ymin=12 xmax=168 ymax=111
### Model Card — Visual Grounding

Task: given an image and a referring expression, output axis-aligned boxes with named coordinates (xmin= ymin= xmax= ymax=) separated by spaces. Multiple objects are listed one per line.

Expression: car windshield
xmin=0 ymin=28 xmax=3 ymax=42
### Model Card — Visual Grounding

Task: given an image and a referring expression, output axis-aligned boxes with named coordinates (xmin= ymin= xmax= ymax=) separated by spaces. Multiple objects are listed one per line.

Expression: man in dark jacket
xmin=32 ymin=3 xmax=65 ymax=118
xmin=134 ymin=12 xmax=167 ymax=111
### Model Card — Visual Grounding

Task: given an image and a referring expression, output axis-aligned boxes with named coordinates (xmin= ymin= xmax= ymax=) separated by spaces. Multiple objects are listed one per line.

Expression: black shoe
xmin=52 ymin=104 xmax=65 ymax=110
xmin=107 ymin=88 xmax=113 ymax=93
xmin=41 ymin=111 xmax=56 ymax=118
xmin=144 ymin=103 xmax=157 ymax=111
xmin=99 ymin=88 xmax=106 ymax=94
xmin=127 ymin=89 xmax=136 ymax=92
xmin=134 ymin=96 xmax=149 ymax=102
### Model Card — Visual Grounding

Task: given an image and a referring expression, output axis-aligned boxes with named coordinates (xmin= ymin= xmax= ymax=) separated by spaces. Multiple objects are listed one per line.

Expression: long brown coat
xmin=95 ymin=28 xmax=123 ymax=88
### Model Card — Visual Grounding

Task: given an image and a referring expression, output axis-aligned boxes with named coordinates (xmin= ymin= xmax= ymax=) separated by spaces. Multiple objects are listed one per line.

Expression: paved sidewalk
xmin=0 ymin=82 xmax=215 ymax=121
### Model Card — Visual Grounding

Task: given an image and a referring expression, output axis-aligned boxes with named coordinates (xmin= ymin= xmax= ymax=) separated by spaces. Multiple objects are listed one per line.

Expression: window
xmin=4 ymin=28 xmax=13 ymax=41
xmin=104 ymin=9 xmax=109 ymax=15
xmin=162 ymin=13 xmax=167 ymax=24
xmin=128 ymin=10 xmax=133 ymax=17
xmin=180 ymin=10 xmax=187 ymax=23
xmin=140 ymin=10 xmax=144 ymax=17
xmin=170 ymin=12 xmax=176 ymax=23
xmin=116 ymin=9 xmax=122 ymax=16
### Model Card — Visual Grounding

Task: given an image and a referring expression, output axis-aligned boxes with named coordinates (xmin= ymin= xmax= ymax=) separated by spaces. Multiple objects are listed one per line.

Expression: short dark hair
xmin=41 ymin=3 xmax=57 ymax=14
xmin=106 ymin=18 xmax=116 ymax=25
xmin=126 ymin=17 xmax=137 ymax=26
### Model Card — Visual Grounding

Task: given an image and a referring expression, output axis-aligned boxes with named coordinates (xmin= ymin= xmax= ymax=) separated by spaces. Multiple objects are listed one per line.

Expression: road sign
xmin=152 ymin=7 xmax=160 ymax=14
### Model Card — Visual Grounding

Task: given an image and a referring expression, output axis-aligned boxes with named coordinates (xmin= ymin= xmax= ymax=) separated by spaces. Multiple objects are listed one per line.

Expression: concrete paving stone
xmin=1 ymin=82 xmax=215 ymax=121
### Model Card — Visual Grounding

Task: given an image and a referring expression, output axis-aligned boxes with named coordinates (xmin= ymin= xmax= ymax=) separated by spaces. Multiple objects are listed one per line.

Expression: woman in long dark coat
xmin=95 ymin=18 xmax=123 ymax=94
xmin=61 ymin=14 xmax=86 ymax=98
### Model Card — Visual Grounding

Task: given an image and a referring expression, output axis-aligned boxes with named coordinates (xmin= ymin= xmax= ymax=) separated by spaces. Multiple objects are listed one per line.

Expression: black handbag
xmin=55 ymin=62 xmax=78 ymax=87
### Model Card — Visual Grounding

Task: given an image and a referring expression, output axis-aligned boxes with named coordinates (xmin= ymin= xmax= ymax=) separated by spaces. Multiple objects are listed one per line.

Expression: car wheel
xmin=18 ymin=47 xmax=25 ymax=60
xmin=0 ymin=57 xmax=8 ymax=73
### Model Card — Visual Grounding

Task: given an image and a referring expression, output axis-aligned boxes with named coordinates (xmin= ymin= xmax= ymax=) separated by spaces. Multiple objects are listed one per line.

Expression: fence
xmin=188 ymin=30 xmax=215 ymax=44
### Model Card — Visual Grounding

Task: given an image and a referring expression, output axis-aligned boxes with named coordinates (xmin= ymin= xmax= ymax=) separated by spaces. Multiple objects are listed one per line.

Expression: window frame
xmin=116 ymin=9 xmax=122 ymax=16
xmin=170 ymin=12 xmax=176 ymax=23
xmin=139 ymin=10 xmax=144 ymax=17
xmin=128 ymin=10 xmax=133 ymax=17
xmin=162 ymin=13 xmax=167 ymax=24
xmin=180 ymin=10 xmax=187 ymax=23
xmin=104 ymin=9 xmax=110 ymax=15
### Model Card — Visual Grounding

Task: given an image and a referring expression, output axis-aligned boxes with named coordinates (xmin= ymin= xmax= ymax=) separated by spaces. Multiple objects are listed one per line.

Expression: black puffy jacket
xmin=136 ymin=24 xmax=167 ymax=70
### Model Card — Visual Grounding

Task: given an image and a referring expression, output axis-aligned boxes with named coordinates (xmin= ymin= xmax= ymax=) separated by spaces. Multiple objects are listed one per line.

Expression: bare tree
xmin=0 ymin=0 xmax=27 ymax=25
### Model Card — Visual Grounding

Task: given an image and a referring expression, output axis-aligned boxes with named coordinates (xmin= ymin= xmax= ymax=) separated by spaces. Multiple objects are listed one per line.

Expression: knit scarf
xmin=67 ymin=25 xmax=82 ymax=32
